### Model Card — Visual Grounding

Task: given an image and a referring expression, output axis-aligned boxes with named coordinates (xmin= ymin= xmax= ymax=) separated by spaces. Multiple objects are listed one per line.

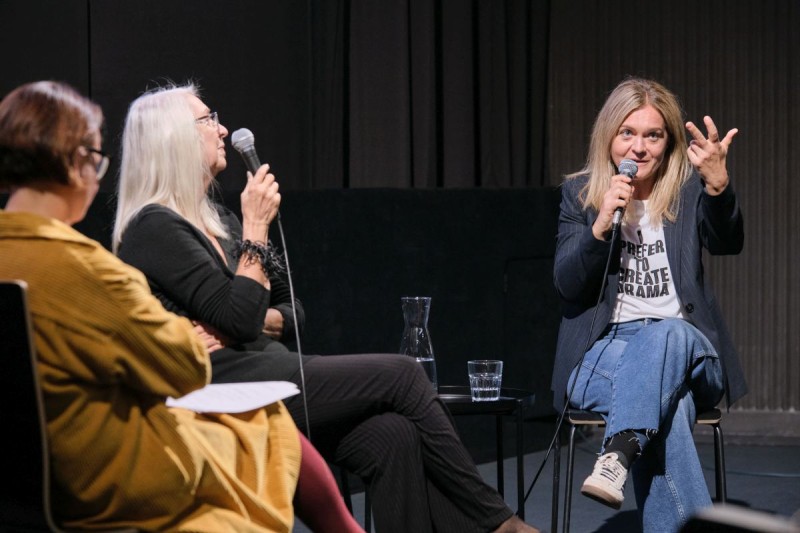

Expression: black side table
xmin=438 ymin=386 xmax=535 ymax=519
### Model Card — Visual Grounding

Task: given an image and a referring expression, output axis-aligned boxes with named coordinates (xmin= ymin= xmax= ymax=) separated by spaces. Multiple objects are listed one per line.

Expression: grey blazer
xmin=550 ymin=172 xmax=746 ymax=412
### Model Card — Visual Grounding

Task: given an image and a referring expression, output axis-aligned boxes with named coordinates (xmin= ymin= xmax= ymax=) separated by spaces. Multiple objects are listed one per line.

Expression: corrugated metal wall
xmin=545 ymin=0 xmax=800 ymax=410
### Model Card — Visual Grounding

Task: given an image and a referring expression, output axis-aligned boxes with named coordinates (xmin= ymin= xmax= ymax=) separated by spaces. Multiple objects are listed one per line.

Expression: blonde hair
xmin=113 ymin=83 xmax=227 ymax=252
xmin=567 ymin=78 xmax=692 ymax=226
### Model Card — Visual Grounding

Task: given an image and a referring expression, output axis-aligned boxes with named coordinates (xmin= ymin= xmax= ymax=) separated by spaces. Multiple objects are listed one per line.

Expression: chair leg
xmin=713 ymin=422 xmax=728 ymax=503
xmin=496 ymin=415 xmax=505 ymax=498
xmin=338 ymin=466 xmax=354 ymax=514
xmin=339 ymin=465 xmax=372 ymax=531
xmin=552 ymin=430 xmax=561 ymax=533
xmin=563 ymin=424 xmax=579 ymax=533
xmin=364 ymin=487 xmax=372 ymax=533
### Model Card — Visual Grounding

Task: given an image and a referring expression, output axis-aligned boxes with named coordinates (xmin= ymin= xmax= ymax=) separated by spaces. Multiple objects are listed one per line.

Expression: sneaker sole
xmin=580 ymin=483 xmax=623 ymax=510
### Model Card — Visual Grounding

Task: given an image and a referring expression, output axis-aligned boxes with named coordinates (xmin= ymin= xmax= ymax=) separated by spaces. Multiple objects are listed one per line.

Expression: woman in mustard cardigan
xmin=0 ymin=81 xmax=361 ymax=532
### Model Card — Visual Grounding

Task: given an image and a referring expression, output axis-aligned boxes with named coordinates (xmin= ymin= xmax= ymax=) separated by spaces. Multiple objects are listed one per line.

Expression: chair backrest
xmin=0 ymin=280 xmax=61 ymax=531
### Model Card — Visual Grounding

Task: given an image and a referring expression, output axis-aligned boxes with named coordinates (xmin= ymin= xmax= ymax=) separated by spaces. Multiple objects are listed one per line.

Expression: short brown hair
xmin=0 ymin=81 xmax=103 ymax=188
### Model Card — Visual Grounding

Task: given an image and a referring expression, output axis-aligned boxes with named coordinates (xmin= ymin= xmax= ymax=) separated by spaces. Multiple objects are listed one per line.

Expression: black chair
xmin=338 ymin=466 xmax=372 ymax=532
xmin=0 ymin=279 xmax=62 ymax=532
xmin=551 ymin=408 xmax=728 ymax=533
xmin=1 ymin=277 xmax=370 ymax=532
xmin=0 ymin=280 xmax=137 ymax=533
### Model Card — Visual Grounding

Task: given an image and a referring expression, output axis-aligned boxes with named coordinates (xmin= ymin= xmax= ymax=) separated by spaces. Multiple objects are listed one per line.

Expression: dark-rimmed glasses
xmin=84 ymin=147 xmax=110 ymax=180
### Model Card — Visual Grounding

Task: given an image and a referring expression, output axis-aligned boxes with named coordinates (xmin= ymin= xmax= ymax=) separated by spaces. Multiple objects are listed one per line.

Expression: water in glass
xmin=468 ymin=360 xmax=503 ymax=401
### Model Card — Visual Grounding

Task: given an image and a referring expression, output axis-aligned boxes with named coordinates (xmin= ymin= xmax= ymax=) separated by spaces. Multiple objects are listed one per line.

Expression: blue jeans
xmin=567 ymin=318 xmax=724 ymax=533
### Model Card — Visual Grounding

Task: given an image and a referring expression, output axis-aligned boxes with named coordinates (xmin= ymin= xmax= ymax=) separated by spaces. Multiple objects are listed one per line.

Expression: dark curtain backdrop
xmin=0 ymin=0 xmax=313 ymax=196
xmin=0 ymin=1 xmax=89 ymax=98
xmin=311 ymin=0 xmax=550 ymax=189
xmin=0 ymin=0 xmax=550 ymax=191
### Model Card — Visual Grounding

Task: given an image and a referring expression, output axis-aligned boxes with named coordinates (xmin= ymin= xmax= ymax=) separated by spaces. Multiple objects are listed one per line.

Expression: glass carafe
xmin=399 ymin=296 xmax=438 ymax=390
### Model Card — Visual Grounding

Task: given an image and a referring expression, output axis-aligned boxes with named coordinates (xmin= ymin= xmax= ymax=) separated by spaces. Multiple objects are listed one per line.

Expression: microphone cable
xmin=230 ymin=127 xmax=313 ymax=443
xmin=519 ymin=221 xmax=622 ymax=513
xmin=273 ymin=212 xmax=313 ymax=443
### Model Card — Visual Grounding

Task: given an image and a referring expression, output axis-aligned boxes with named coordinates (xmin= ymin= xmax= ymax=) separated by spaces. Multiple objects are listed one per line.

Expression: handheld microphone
xmin=611 ymin=158 xmax=638 ymax=230
xmin=231 ymin=128 xmax=261 ymax=174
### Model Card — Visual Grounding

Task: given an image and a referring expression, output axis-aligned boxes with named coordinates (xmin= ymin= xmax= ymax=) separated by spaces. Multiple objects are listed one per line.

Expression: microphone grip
xmin=611 ymin=206 xmax=624 ymax=230
xmin=238 ymin=145 xmax=281 ymax=222
xmin=241 ymin=148 xmax=262 ymax=175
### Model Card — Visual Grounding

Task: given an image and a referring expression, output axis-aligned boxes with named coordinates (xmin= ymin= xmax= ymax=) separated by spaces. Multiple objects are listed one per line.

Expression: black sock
xmin=604 ymin=430 xmax=640 ymax=469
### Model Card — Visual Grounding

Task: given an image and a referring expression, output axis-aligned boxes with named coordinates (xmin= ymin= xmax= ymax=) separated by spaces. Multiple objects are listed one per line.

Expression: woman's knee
xmin=338 ymin=353 xmax=425 ymax=377
xmin=646 ymin=318 xmax=691 ymax=341
xmin=382 ymin=353 xmax=427 ymax=374
xmin=628 ymin=319 xmax=715 ymax=365
xmin=370 ymin=354 xmax=432 ymax=390
xmin=652 ymin=319 xmax=712 ymax=349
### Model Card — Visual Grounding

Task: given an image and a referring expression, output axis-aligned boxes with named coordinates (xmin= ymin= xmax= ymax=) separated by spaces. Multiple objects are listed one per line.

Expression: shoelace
xmin=595 ymin=454 xmax=627 ymax=485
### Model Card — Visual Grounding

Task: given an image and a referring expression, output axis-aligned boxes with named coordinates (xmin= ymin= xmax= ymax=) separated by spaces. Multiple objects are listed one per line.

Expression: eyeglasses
xmin=195 ymin=111 xmax=220 ymax=129
xmin=84 ymin=147 xmax=110 ymax=180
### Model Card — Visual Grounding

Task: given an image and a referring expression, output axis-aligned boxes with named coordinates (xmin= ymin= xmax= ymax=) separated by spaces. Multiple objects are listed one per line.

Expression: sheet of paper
xmin=167 ymin=381 xmax=300 ymax=413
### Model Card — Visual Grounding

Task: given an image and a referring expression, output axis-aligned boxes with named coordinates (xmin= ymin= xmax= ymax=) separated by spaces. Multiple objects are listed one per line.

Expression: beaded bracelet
xmin=233 ymin=239 xmax=286 ymax=276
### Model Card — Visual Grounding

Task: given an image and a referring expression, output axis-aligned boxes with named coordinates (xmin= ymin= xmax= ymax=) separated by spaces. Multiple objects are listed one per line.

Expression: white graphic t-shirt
xmin=612 ymin=199 xmax=685 ymax=323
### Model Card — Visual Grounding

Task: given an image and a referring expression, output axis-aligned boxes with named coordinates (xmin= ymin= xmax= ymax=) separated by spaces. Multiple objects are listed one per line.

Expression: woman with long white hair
xmin=114 ymin=82 xmax=541 ymax=533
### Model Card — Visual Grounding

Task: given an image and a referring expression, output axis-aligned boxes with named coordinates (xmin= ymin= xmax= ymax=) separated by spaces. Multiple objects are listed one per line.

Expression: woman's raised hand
xmin=686 ymin=116 xmax=738 ymax=196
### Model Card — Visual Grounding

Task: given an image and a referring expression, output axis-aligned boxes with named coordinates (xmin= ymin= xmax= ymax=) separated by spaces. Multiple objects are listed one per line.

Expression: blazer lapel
xmin=664 ymin=193 xmax=685 ymax=292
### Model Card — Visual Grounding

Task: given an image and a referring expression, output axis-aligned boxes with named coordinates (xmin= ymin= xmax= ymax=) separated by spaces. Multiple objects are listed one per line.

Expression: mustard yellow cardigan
xmin=0 ymin=212 xmax=300 ymax=532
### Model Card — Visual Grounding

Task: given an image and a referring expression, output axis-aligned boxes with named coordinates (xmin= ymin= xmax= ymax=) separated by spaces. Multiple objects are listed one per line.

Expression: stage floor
xmin=295 ymin=422 xmax=800 ymax=533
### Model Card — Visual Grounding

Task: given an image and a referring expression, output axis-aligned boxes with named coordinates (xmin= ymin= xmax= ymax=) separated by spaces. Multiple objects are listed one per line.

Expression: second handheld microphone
xmin=231 ymin=128 xmax=262 ymax=174
xmin=611 ymin=158 xmax=638 ymax=231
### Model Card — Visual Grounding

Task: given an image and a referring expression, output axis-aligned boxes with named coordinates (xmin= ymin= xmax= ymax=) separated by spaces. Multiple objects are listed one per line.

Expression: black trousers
xmin=211 ymin=349 xmax=513 ymax=533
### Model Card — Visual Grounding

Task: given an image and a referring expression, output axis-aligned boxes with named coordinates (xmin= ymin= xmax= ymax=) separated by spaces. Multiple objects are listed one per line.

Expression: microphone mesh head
xmin=231 ymin=128 xmax=255 ymax=153
xmin=618 ymin=159 xmax=638 ymax=178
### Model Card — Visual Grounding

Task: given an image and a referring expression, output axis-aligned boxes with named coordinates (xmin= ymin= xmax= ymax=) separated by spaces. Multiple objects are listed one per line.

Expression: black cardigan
xmin=118 ymin=203 xmax=306 ymax=377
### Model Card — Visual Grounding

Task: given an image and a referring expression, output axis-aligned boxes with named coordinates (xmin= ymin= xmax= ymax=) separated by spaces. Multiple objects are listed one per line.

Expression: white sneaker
xmin=580 ymin=452 xmax=628 ymax=509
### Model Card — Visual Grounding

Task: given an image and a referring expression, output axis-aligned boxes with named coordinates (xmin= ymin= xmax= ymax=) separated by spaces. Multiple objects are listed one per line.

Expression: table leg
xmin=496 ymin=415 xmax=504 ymax=497
xmin=552 ymin=431 xmax=560 ymax=533
xmin=516 ymin=401 xmax=525 ymax=519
